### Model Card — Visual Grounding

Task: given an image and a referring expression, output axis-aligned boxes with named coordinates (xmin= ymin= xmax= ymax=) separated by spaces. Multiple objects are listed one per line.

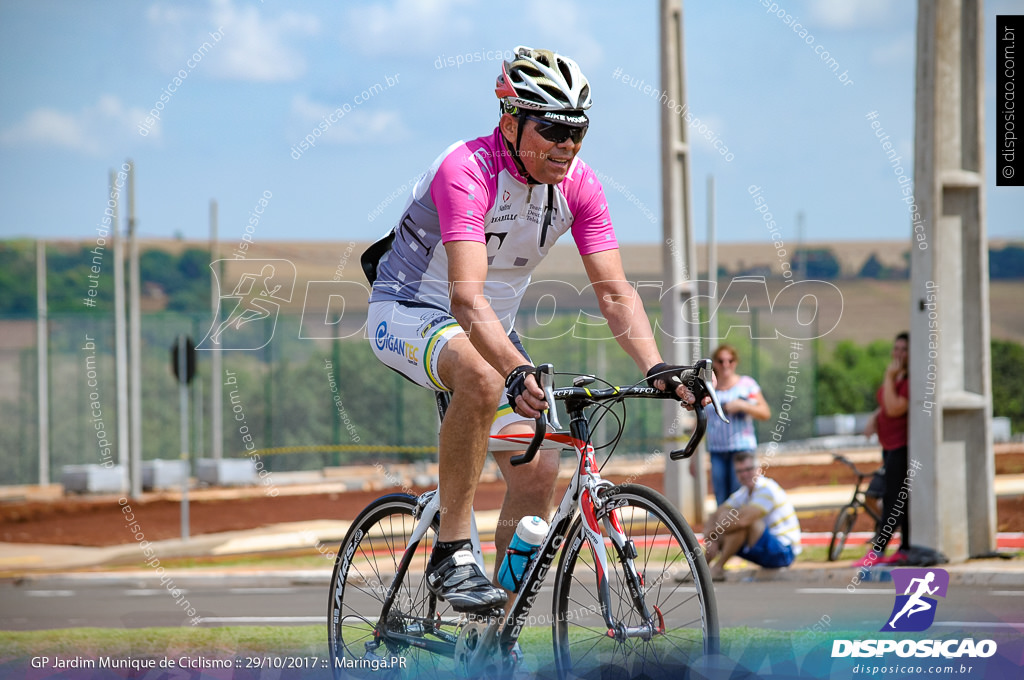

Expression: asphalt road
xmin=3 ymin=576 xmax=1023 ymax=635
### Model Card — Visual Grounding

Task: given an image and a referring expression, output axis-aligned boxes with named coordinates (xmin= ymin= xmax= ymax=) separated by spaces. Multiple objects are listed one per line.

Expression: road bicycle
xmin=328 ymin=361 xmax=727 ymax=679
xmin=827 ymin=453 xmax=884 ymax=562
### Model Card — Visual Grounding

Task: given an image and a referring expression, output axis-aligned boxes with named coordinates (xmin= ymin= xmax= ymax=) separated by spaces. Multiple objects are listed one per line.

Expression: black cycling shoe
xmin=426 ymin=548 xmax=507 ymax=613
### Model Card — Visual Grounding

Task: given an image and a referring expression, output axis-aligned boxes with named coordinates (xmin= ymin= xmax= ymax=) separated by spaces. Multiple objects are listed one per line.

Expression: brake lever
xmin=537 ymin=363 xmax=561 ymax=430
xmin=696 ymin=358 xmax=728 ymax=424
xmin=669 ymin=358 xmax=728 ymax=461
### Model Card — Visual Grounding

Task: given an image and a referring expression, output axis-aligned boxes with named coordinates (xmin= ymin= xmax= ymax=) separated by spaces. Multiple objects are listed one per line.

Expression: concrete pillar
xmin=909 ymin=0 xmax=994 ymax=562
xmin=659 ymin=0 xmax=705 ymax=522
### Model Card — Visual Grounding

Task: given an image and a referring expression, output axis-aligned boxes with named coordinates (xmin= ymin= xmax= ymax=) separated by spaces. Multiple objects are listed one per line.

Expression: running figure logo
xmin=881 ymin=568 xmax=950 ymax=632
xmin=198 ymin=259 xmax=296 ymax=350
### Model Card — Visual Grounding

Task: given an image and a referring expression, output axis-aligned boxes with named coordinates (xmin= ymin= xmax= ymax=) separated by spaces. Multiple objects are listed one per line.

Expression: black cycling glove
xmin=505 ymin=364 xmax=537 ymax=412
xmin=646 ymin=362 xmax=686 ymax=396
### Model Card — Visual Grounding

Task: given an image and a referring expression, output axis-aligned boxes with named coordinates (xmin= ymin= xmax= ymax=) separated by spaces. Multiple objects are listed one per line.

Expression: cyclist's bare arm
xmin=582 ymin=248 xmax=702 ymax=406
xmin=446 ymin=240 xmax=546 ymax=416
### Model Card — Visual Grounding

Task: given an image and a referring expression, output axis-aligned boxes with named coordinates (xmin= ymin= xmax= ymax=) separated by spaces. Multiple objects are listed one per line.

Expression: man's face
xmin=735 ymin=459 xmax=759 ymax=491
xmin=500 ymin=114 xmax=583 ymax=184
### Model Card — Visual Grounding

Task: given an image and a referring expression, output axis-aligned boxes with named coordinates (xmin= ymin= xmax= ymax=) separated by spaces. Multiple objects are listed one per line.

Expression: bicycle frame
xmin=852 ymin=474 xmax=883 ymax=525
xmin=370 ymin=385 xmax=676 ymax=662
xmin=836 ymin=455 xmax=883 ymax=524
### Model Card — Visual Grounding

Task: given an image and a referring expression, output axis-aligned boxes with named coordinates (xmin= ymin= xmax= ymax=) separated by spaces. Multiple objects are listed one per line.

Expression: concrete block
xmin=142 ymin=459 xmax=189 ymax=490
xmin=197 ymin=458 xmax=258 ymax=486
xmin=61 ymin=464 xmax=126 ymax=494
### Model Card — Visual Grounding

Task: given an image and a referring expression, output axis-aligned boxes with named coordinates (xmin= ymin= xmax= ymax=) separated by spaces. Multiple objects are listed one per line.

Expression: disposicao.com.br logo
xmin=832 ymin=568 xmax=997 ymax=660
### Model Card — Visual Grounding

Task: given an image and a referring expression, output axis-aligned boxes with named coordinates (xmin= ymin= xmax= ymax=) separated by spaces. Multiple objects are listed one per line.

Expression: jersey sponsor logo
xmin=526 ymin=204 xmax=541 ymax=224
xmin=374 ymin=321 xmax=420 ymax=366
xmin=489 ymin=213 xmax=516 ymax=224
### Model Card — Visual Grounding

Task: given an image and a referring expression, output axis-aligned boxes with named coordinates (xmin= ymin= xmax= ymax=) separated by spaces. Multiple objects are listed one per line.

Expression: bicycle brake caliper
xmin=414 ymin=490 xmax=437 ymax=521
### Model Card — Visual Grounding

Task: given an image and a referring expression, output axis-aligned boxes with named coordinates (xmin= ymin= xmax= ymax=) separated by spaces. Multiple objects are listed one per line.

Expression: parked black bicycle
xmin=827 ymin=453 xmax=884 ymax=562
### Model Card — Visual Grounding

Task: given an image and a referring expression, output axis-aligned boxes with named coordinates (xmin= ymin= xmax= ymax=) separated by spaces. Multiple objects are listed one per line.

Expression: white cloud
xmin=808 ymin=0 xmax=895 ymax=30
xmin=147 ymin=0 xmax=319 ymax=82
xmin=524 ymin=0 xmax=603 ymax=68
xmin=346 ymin=0 xmax=475 ymax=56
xmin=0 ymin=95 xmax=156 ymax=155
xmin=289 ymin=94 xmax=411 ymax=145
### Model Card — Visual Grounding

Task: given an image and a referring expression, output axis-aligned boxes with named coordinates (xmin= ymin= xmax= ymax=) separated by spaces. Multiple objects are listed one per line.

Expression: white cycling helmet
xmin=495 ymin=46 xmax=592 ymax=114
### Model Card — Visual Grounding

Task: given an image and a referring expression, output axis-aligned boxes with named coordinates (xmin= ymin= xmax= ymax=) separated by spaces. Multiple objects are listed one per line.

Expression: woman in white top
xmin=695 ymin=344 xmax=772 ymax=505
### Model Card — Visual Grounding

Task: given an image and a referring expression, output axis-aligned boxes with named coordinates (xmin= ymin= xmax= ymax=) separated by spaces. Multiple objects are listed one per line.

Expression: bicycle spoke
xmin=329 ymin=496 xmax=455 ymax=679
xmin=553 ymin=484 xmax=718 ymax=679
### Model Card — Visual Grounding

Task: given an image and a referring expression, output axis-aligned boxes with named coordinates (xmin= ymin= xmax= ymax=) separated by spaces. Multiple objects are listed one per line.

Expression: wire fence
xmin=0 ymin=308 xmax=817 ymax=486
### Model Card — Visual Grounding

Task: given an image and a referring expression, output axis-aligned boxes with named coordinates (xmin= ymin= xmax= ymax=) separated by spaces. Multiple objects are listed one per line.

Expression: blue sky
xmin=0 ymin=0 xmax=1020 ymax=247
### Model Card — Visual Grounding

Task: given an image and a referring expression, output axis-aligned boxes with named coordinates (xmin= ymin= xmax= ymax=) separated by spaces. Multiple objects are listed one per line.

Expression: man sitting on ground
xmin=704 ymin=452 xmax=802 ymax=580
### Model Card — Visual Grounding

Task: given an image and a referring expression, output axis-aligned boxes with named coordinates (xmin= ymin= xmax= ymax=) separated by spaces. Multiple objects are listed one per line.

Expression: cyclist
xmin=364 ymin=46 xmax=706 ymax=613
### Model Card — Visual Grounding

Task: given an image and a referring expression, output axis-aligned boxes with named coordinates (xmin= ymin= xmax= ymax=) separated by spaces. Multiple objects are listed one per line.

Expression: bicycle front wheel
xmin=328 ymin=493 xmax=454 ymax=678
xmin=552 ymin=483 xmax=719 ymax=679
xmin=828 ymin=504 xmax=858 ymax=562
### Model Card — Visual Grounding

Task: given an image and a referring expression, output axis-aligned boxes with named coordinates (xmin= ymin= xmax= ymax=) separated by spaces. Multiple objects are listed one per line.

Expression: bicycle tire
xmin=328 ymin=493 xmax=454 ymax=678
xmin=828 ymin=504 xmax=858 ymax=562
xmin=551 ymin=483 xmax=719 ymax=679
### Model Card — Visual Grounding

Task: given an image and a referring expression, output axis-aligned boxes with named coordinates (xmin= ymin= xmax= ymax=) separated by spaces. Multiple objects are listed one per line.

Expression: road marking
xmin=991 ymin=590 xmax=1024 ymax=596
xmin=123 ymin=589 xmax=189 ymax=596
xmin=199 ymin=616 xmax=324 ymax=624
xmin=25 ymin=590 xmax=75 ymax=597
xmin=795 ymin=588 xmax=892 ymax=595
xmin=227 ymin=588 xmax=298 ymax=594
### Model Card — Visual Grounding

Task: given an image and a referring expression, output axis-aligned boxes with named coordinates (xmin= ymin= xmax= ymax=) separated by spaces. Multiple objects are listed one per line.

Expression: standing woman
xmin=696 ymin=344 xmax=772 ymax=506
xmin=855 ymin=332 xmax=911 ymax=567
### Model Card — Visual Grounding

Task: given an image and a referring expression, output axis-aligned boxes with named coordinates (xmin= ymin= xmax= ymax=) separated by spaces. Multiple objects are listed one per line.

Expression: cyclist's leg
xmin=429 ymin=336 xmax=510 ymax=610
xmin=434 ymin=334 xmax=505 ymax=541
xmin=489 ymin=419 xmax=559 ymax=584
xmin=367 ymin=301 xmax=506 ymax=611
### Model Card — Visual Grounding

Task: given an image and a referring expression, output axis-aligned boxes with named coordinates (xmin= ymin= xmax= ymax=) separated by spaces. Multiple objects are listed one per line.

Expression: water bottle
xmin=498 ymin=516 xmax=549 ymax=592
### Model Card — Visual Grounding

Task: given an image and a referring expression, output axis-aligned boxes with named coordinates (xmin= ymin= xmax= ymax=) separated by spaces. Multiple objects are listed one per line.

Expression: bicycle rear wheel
xmin=828 ymin=504 xmax=858 ymax=562
xmin=328 ymin=493 xmax=455 ymax=678
xmin=552 ymin=483 xmax=719 ymax=679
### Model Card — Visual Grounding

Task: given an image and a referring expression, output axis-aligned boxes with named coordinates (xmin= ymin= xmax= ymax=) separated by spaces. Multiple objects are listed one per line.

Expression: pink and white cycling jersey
xmin=368 ymin=127 xmax=618 ymax=330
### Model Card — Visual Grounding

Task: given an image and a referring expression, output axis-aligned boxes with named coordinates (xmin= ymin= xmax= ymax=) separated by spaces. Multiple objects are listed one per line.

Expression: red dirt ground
xmin=2 ymin=455 xmax=1022 ymax=548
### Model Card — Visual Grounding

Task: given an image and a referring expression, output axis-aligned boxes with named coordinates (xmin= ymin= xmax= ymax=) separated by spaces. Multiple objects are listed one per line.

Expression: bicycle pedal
xmin=467 ymin=608 xmax=505 ymax=622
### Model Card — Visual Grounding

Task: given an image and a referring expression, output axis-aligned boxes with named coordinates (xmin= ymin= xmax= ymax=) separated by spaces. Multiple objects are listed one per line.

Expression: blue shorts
xmin=739 ymin=529 xmax=796 ymax=569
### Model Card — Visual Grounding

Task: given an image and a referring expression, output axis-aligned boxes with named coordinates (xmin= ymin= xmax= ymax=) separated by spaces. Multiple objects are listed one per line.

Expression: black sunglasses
xmin=523 ymin=115 xmax=588 ymax=144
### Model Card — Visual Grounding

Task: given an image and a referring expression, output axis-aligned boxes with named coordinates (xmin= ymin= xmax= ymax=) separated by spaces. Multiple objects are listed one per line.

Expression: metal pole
xmin=660 ymin=0 xmax=703 ymax=521
xmin=178 ymin=335 xmax=190 ymax=541
xmin=332 ymin=324 xmax=341 ymax=466
xmin=112 ymin=171 xmax=130 ymax=492
xmin=36 ymin=239 xmax=49 ymax=486
xmin=210 ymin=200 xmax=223 ymax=461
xmin=707 ymin=175 xmax=718 ymax=347
xmin=127 ymin=160 xmax=143 ymax=499
xmin=194 ymin=314 xmax=203 ymax=459
xmin=796 ymin=211 xmax=805 ymax=279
